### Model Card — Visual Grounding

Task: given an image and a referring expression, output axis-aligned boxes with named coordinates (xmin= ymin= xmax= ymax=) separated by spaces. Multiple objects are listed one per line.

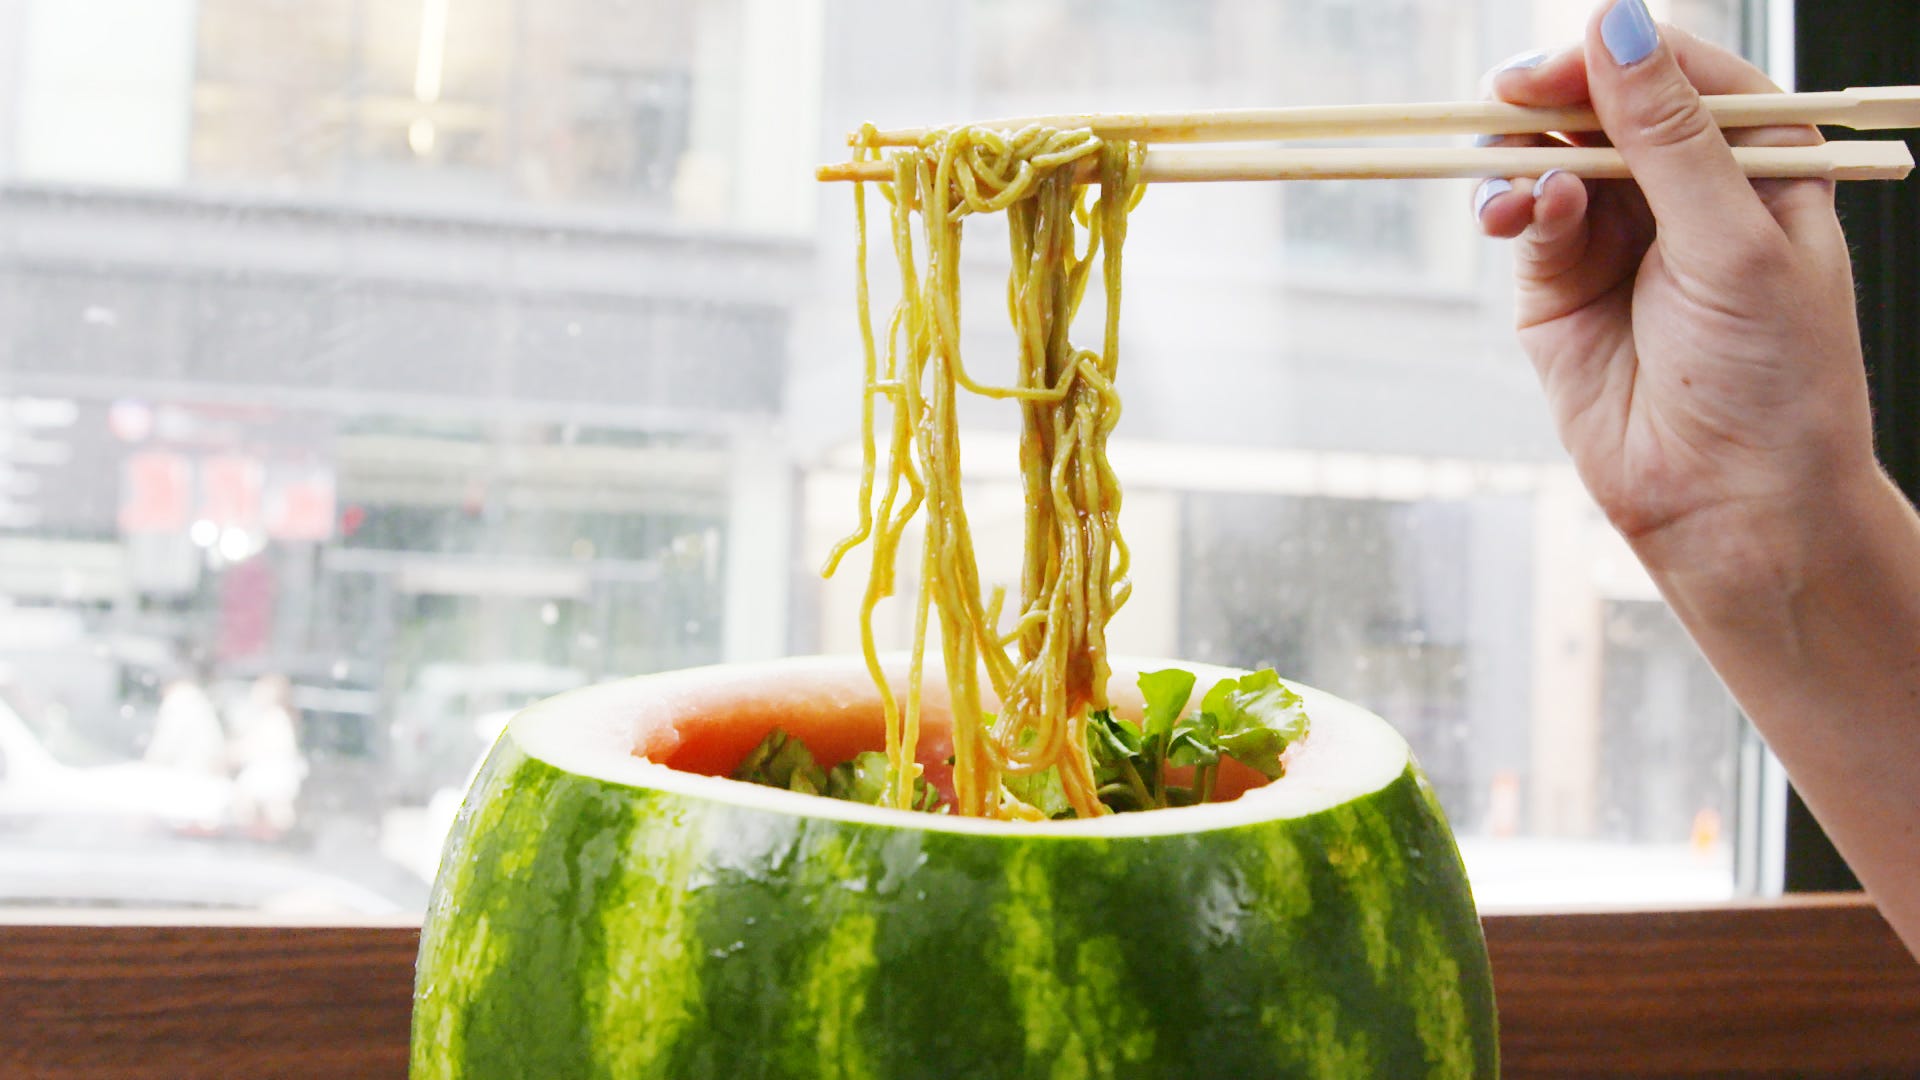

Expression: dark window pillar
xmin=1788 ymin=0 xmax=1918 ymax=892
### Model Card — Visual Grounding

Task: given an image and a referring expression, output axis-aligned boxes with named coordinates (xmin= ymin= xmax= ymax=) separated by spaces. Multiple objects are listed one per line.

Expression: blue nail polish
xmin=1533 ymin=168 xmax=1565 ymax=197
xmin=1474 ymin=178 xmax=1513 ymax=219
xmin=1601 ymin=0 xmax=1659 ymax=66
xmin=1494 ymin=48 xmax=1550 ymax=74
xmin=1478 ymin=49 xmax=1550 ymax=96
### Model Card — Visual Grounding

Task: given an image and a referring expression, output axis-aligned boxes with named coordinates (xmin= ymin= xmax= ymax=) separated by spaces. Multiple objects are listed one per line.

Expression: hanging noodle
xmin=824 ymin=122 xmax=1146 ymax=820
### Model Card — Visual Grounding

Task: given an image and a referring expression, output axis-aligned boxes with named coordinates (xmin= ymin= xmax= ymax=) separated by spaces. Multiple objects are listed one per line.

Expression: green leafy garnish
xmin=1004 ymin=765 xmax=1075 ymax=819
xmin=733 ymin=729 xmax=943 ymax=812
xmin=734 ymin=667 xmax=1307 ymax=819
xmin=1089 ymin=708 xmax=1144 ymax=760
xmin=1083 ymin=666 xmax=1308 ymax=813
xmin=826 ymin=752 xmax=890 ymax=804
xmin=1087 ymin=709 xmax=1153 ymax=811
xmin=1137 ymin=668 xmax=1196 ymax=746
xmin=731 ymin=727 xmax=828 ymax=796
xmin=1165 ymin=718 xmax=1219 ymax=769
xmin=1199 ymin=669 xmax=1310 ymax=780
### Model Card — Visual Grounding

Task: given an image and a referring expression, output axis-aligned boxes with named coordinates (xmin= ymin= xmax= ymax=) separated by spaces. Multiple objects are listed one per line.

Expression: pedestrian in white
xmin=229 ymin=674 xmax=308 ymax=838
xmin=145 ymin=671 xmax=226 ymax=779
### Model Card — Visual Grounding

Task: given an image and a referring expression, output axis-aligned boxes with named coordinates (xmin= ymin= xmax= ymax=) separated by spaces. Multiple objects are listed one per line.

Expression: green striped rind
xmin=414 ymin=740 xmax=1496 ymax=1079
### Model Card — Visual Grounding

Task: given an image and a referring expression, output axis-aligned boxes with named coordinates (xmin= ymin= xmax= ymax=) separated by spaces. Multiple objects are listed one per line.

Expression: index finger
xmin=1488 ymin=24 xmax=1830 ymax=234
xmin=1489 ymin=27 xmax=1817 ymax=149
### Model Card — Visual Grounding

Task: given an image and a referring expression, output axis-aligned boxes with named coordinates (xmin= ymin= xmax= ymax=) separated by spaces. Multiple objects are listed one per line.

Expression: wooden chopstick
xmin=856 ymin=86 xmax=1920 ymax=147
xmin=815 ymin=141 xmax=1913 ymax=185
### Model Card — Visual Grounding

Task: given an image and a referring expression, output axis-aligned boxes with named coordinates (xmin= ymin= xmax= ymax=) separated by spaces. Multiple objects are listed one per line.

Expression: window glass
xmin=0 ymin=0 xmax=1762 ymax=917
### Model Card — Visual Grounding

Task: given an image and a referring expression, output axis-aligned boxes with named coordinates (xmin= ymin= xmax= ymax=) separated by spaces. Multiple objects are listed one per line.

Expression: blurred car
xmin=0 ymin=686 xmax=233 ymax=834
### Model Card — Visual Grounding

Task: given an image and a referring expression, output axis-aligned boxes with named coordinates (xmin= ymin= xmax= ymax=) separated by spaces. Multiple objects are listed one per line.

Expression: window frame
xmin=2 ymin=896 xmax=1917 ymax=1077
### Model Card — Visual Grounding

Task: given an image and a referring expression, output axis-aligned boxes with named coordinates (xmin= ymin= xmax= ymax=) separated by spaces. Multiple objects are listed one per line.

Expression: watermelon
xmin=411 ymin=656 xmax=1497 ymax=1078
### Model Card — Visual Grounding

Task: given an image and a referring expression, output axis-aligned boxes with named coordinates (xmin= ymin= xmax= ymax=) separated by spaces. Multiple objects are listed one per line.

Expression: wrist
xmin=1632 ymin=464 xmax=1918 ymax=647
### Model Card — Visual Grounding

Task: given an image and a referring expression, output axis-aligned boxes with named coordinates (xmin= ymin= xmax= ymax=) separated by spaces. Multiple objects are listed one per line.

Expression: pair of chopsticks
xmin=815 ymin=85 xmax=1920 ymax=185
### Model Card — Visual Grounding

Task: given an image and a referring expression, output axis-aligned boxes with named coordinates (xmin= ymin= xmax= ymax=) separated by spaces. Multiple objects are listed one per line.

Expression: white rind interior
xmin=509 ymin=655 xmax=1411 ymax=838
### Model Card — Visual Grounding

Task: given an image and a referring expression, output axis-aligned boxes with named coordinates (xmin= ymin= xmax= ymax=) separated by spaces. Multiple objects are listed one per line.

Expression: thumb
xmin=1585 ymin=0 xmax=1777 ymax=254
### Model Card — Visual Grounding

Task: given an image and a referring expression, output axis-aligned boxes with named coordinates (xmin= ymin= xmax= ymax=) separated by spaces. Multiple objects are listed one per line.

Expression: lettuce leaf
xmin=1004 ymin=765 xmax=1075 ymax=819
xmin=737 ymin=665 xmax=1309 ymax=819
xmin=731 ymin=727 xmax=828 ymax=795
xmin=826 ymin=751 xmax=890 ymax=804
xmin=735 ymin=732 xmax=942 ymax=811
xmin=1136 ymin=668 xmax=1197 ymax=746
xmin=1199 ymin=669 xmax=1309 ymax=779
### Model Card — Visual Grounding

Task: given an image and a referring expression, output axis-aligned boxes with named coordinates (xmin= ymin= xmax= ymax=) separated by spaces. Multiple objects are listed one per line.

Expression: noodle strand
xmin=827 ymin=125 xmax=1143 ymax=819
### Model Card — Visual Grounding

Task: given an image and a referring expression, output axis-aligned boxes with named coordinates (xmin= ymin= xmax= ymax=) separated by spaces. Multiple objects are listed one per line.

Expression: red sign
xmin=199 ymin=455 xmax=263 ymax=530
xmin=118 ymin=451 xmax=191 ymax=533
xmin=265 ymin=466 xmax=336 ymax=542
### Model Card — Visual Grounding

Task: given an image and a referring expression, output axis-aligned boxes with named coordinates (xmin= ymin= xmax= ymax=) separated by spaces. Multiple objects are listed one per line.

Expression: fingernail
xmin=1473 ymin=133 xmax=1505 ymax=148
xmin=1473 ymin=178 xmax=1513 ymax=219
xmin=1601 ymin=0 xmax=1659 ymax=66
xmin=1533 ymin=168 xmax=1566 ymax=198
xmin=1478 ymin=49 xmax=1550 ymax=96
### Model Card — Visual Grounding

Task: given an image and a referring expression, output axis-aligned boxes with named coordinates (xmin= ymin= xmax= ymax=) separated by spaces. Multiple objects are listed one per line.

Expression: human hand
xmin=1473 ymin=0 xmax=1879 ymax=591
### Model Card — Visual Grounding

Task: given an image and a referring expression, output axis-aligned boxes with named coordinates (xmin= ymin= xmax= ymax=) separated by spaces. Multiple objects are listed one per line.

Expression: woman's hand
xmin=1473 ymin=0 xmax=1879 ymax=593
xmin=1475 ymin=0 xmax=1920 ymax=961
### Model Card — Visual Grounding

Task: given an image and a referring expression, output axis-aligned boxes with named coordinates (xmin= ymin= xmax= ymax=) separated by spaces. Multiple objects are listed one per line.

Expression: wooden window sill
xmin=3 ymin=895 xmax=1915 ymax=1078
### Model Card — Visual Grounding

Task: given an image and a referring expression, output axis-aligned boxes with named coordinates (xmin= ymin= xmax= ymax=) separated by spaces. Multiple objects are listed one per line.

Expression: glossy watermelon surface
xmin=411 ymin=658 xmax=1497 ymax=1079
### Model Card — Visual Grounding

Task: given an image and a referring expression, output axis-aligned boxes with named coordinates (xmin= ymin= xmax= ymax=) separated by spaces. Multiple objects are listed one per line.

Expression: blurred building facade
xmin=0 ymin=0 xmax=821 ymax=817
